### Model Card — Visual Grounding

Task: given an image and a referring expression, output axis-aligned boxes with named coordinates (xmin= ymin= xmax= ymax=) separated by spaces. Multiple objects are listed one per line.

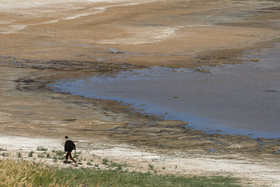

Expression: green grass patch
xmin=43 ymin=167 xmax=242 ymax=187
xmin=0 ymin=159 xmax=242 ymax=187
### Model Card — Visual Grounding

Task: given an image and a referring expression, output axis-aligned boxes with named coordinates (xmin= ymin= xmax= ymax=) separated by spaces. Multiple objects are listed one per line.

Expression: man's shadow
xmin=63 ymin=161 xmax=74 ymax=164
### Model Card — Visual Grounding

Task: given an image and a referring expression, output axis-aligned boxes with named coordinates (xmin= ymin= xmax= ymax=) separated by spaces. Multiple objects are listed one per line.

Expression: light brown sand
xmin=0 ymin=0 xmax=279 ymax=66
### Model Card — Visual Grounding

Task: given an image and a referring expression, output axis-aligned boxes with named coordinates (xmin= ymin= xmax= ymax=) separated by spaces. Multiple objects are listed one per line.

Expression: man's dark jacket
xmin=65 ymin=140 xmax=76 ymax=152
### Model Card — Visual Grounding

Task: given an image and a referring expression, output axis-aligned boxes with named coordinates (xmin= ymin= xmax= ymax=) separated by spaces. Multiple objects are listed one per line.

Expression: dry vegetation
xmin=0 ymin=159 xmax=55 ymax=186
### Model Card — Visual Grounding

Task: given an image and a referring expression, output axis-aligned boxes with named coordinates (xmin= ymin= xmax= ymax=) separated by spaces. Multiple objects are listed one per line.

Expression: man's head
xmin=65 ymin=136 xmax=69 ymax=139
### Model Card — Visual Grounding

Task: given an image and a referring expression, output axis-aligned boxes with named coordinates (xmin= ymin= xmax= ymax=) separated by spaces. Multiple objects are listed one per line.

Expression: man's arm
xmin=72 ymin=141 xmax=76 ymax=150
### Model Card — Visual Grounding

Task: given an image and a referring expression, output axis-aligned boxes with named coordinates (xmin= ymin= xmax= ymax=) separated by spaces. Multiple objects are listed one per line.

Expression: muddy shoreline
xmin=1 ymin=51 xmax=280 ymax=156
xmin=1 ymin=52 xmax=280 ymax=186
xmin=1 ymin=40 xmax=280 ymax=187
xmin=50 ymin=41 xmax=280 ymax=139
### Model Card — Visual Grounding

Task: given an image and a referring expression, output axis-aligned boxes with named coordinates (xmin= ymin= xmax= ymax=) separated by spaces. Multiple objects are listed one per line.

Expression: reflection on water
xmin=50 ymin=44 xmax=280 ymax=138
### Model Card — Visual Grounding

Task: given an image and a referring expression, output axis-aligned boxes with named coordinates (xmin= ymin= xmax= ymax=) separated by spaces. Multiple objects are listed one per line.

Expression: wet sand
xmin=0 ymin=0 xmax=280 ymax=185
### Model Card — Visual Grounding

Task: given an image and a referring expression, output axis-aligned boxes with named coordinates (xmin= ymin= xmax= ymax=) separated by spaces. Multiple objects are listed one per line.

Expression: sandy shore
xmin=1 ymin=135 xmax=280 ymax=186
xmin=0 ymin=0 xmax=280 ymax=186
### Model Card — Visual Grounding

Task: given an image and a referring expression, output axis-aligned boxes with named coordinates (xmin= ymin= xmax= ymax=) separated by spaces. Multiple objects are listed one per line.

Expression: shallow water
xmin=50 ymin=44 xmax=280 ymax=138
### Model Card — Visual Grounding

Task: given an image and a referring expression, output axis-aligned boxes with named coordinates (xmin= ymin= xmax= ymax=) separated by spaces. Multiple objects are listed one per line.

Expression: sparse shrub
xmin=46 ymin=153 xmax=51 ymax=158
xmin=86 ymin=162 xmax=93 ymax=166
xmin=0 ymin=148 xmax=7 ymax=151
xmin=55 ymin=150 xmax=64 ymax=156
xmin=17 ymin=152 xmax=22 ymax=158
xmin=73 ymin=151 xmax=82 ymax=159
xmin=107 ymin=161 xmax=126 ymax=170
xmin=148 ymin=164 xmax=154 ymax=170
xmin=73 ymin=152 xmax=79 ymax=159
xmin=102 ymin=158 xmax=109 ymax=165
xmin=1 ymin=152 xmax=8 ymax=157
xmin=53 ymin=151 xmax=65 ymax=160
xmin=28 ymin=151 xmax=34 ymax=157
xmin=37 ymin=146 xmax=48 ymax=151
xmin=38 ymin=153 xmax=45 ymax=158
xmin=53 ymin=156 xmax=57 ymax=162
xmin=117 ymin=165 xmax=122 ymax=171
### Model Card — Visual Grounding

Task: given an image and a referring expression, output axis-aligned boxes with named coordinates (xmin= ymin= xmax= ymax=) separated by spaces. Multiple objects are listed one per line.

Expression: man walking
xmin=64 ymin=136 xmax=77 ymax=164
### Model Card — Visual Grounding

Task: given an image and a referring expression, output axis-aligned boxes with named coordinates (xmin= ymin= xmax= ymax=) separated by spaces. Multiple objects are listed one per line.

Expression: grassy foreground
xmin=0 ymin=159 xmax=242 ymax=187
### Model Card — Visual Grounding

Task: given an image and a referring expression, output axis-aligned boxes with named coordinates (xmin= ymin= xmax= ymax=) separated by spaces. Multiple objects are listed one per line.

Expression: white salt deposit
xmin=97 ymin=27 xmax=178 ymax=45
xmin=0 ymin=0 xmax=157 ymax=34
xmin=0 ymin=0 xmax=144 ymax=10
